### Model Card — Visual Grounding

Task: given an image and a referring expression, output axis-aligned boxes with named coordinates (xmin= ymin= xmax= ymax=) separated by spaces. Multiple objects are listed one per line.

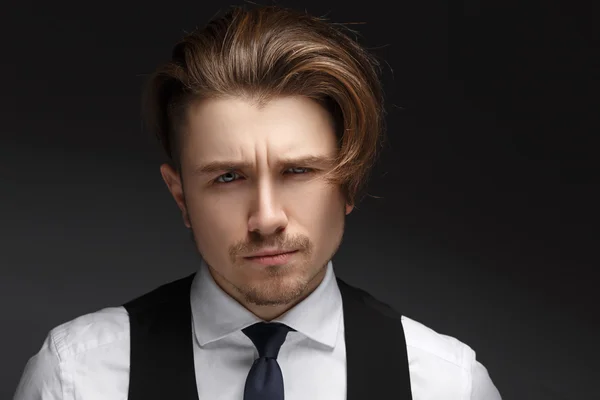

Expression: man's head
xmin=142 ymin=5 xmax=385 ymax=316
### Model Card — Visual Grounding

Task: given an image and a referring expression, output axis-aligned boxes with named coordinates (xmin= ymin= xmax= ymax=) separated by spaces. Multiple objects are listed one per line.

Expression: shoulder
xmin=401 ymin=315 xmax=475 ymax=369
xmin=13 ymin=307 xmax=131 ymax=399
xmin=48 ymin=306 xmax=130 ymax=361
xmin=401 ymin=315 xmax=502 ymax=399
xmin=337 ymin=279 xmax=500 ymax=398
xmin=338 ymin=279 xmax=477 ymax=371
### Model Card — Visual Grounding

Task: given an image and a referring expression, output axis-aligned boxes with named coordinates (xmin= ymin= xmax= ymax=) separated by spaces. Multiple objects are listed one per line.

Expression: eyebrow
xmin=191 ymin=155 xmax=335 ymax=176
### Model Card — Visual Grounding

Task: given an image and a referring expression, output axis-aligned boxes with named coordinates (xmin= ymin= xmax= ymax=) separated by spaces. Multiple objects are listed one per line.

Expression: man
xmin=14 ymin=4 xmax=501 ymax=400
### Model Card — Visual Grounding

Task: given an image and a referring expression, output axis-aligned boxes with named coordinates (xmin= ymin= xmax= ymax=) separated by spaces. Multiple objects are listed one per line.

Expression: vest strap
xmin=337 ymin=279 xmax=412 ymax=400
xmin=124 ymin=273 xmax=199 ymax=400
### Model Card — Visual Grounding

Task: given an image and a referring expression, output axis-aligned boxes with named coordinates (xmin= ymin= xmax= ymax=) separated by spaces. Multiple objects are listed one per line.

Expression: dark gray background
xmin=2 ymin=0 xmax=597 ymax=398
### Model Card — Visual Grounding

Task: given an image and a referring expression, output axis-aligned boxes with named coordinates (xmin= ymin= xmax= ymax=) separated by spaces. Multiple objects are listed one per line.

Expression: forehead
xmin=182 ymin=96 xmax=337 ymax=161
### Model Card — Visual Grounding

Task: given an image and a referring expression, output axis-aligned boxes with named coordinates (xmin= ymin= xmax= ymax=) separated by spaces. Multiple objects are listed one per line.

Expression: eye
xmin=286 ymin=167 xmax=312 ymax=174
xmin=215 ymin=171 xmax=241 ymax=184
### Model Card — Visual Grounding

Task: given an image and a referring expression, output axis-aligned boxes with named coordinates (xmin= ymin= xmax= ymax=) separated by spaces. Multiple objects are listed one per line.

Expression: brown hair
xmin=142 ymin=4 xmax=386 ymax=205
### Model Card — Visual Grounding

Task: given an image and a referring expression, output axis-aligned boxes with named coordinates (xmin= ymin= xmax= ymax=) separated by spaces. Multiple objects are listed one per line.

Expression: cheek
xmin=186 ymin=193 xmax=246 ymax=249
xmin=286 ymin=184 xmax=346 ymax=232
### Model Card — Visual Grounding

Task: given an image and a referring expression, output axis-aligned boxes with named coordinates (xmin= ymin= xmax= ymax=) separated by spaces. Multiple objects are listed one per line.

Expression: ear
xmin=345 ymin=203 xmax=354 ymax=215
xmin=160 ymin=163 xmax=191 ymax=228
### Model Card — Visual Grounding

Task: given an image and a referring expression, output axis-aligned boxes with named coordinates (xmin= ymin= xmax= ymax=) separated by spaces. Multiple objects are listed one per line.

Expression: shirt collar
xmin=191 ymin=258 xmax=342 ymax=349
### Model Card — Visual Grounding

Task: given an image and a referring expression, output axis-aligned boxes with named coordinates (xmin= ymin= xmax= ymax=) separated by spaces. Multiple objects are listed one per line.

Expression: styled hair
xmin=142 ymin=4 xmax=386 ymax=205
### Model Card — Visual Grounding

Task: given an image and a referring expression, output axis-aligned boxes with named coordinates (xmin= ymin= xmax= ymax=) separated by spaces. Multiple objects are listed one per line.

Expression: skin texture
xmin=160 ymin=96 xmax=353 ymax=321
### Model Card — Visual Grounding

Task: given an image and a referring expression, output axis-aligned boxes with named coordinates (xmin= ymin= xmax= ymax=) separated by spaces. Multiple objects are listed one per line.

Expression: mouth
xmin=243 ymin=250 xmax=298 ymax=266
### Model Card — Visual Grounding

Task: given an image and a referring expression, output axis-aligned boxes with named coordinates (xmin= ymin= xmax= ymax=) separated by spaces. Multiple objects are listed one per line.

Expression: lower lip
xmin=245 ymin=251 xmax=298 ymax=266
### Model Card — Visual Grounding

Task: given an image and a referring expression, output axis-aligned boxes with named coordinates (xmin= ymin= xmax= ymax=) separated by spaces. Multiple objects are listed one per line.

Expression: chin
xmin=239 ymin=268 xmax=311 ymax=306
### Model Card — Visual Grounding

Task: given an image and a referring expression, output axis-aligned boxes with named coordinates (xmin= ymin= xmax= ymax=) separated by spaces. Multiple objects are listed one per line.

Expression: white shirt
xmin=14 ymin=260 xmax=501 ymax=399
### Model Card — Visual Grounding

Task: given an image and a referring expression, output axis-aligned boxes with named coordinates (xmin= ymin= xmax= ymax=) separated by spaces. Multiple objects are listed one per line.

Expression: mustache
xmin=229 ymin=233 xmax=311 ymax=261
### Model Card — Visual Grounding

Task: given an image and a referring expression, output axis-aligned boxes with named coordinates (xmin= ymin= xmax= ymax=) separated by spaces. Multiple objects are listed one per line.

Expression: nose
xmin=247 ymin=180 xmax=288 ymax=236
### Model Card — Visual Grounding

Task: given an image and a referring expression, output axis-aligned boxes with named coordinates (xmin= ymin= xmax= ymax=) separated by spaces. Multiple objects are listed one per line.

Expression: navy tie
xmin=242 ymin=322 xmax=295 ymax=400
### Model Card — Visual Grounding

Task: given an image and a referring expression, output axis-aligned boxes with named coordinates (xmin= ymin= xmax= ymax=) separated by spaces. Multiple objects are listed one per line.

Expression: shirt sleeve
xmin=470 ymin=356 xmax=502 ymax=400
xmin=13 ymin=331 xmax=66 ymax=400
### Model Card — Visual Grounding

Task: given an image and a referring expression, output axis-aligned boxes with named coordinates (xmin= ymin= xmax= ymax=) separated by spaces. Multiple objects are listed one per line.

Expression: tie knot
xmin=242 ymin=322 xmax=295 ymax=359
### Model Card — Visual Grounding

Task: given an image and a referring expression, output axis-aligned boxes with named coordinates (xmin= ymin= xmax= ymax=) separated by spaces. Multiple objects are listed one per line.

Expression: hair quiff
xmin=142 ymin=4 xmax=386 ymax=205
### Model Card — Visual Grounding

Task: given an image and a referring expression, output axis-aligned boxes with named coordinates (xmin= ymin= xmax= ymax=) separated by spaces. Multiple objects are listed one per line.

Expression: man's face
xmin=161 ymin=96 xmax=353 ymax=309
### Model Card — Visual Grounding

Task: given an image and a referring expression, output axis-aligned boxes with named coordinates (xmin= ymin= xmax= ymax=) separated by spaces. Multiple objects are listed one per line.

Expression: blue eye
xmin=214 ymin=168 xmax=311 ymax=184
xmin=215 ymin=171 xmax=240 ymax=184
xmin=287 ymin=167 xmax=310 ymax=174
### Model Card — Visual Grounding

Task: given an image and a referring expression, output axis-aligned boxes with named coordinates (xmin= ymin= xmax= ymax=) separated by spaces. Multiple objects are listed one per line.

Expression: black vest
xmin=123 ymin=273 xmax=412 ymax=400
